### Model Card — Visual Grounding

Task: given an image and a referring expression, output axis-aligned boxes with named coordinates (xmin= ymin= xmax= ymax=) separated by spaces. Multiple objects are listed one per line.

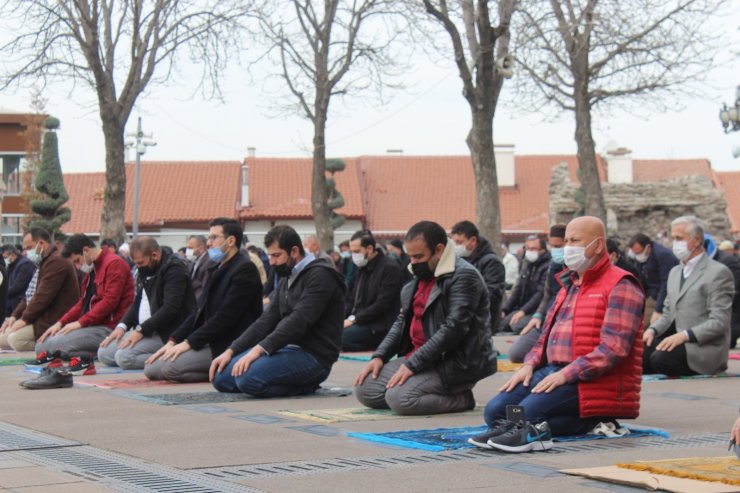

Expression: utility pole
xmin=125 ymin=116 xmax=156 ymax=238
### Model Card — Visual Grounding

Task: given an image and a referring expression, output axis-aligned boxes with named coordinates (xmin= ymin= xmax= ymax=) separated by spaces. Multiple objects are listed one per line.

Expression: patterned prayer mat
xmin=74 ymin=378 xmax=185 ymax=389
xmin=278 ymin=406 xmax=485 ymax=424
xmin=24 ymin=365 xmax=142 ymax=375
xmin=642 ymin=372 xmax=740 ymax=382
xmin=617 ymin=456 xmax=740 ymax=487
xmin=118 ymin=386 xmax=354 ymax=406
xmin=347 ymin=425 xmax=669 ymax=452
xmin=337 ymin=354 xmax=523 ymax=372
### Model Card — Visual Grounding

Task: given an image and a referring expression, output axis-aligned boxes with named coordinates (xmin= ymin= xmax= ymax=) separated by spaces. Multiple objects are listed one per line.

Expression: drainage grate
xmin=0 ymin=422 xmax=83 ymax=452
xmin=197 ymin=432 xmax=729 ymax=480
xmin=19 ymin=446 xmax=264 ymax=493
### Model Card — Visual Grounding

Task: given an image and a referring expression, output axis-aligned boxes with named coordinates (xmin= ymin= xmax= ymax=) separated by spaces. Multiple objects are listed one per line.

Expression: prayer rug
xmin=278 ymin=406 xmax=485 ymax=424
xmin=118 ymin=386 xmax=354 ymax=406
xmin=24 ymin=365 xmax=142 ymax=375
xmin=347 ymin=425 xmax=668 ymax=452
xmin=642 ymin=372 xmax=740 ymax=382
xmin=338 ymin=354 xmax=373 ymax=362
xmin=617 ymin=457 xmax=740 ymax=487
xmin=0 ymin=358 xmax=31 ymax=366
xmin=337 ymin=354 xmax=523 ymax=372
xmin=74 ymin=378 xmax=186 ymax=389
xmin=562 ymin=466 xmax=739 ymax=493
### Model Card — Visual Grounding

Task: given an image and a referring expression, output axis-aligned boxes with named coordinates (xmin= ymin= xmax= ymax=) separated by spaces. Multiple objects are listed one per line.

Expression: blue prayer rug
xmin=348 ymin=425 xmax=669 ymax=452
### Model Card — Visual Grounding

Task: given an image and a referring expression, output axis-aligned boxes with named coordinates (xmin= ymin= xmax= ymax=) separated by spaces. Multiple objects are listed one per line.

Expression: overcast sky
xmin=1 ymin=7 xmax=739 ymax=174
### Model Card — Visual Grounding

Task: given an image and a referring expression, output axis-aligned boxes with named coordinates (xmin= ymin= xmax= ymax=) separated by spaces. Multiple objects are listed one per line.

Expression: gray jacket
xmin=652 ymin=254 xmax=735 ymax=374
xmin=373 ymin=241 xmax=498 ymax=388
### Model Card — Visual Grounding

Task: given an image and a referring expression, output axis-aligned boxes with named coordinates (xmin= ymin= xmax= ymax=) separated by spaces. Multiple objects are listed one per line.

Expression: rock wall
xmin=548 ymin=163 xmax=731 ymax=243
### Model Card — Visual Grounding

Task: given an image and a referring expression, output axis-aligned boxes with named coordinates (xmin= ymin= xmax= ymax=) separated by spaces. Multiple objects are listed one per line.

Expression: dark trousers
xmin=483 ymin=365 xmax=600 ymax=436
xmin=342 ymin=324 xmax=385 ymax=352
xmin=643 ymin=325 xmax=697 ymax=376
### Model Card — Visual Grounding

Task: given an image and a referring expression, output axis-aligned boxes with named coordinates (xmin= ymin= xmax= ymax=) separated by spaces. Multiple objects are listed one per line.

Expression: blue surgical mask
xmin=207 ymin=246 xmax=226 ymax=263
xmin=550 ymin=247 xmax=564 ymax=264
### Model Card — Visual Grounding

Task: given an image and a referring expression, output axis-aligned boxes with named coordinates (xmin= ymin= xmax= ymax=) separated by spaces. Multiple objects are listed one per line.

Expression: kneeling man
xmin=471 ymin=216 xmax=644 ymax=453
xmin=98 ymin=237 xmax=196 ymax=369
xmin=210 ymin=225 xmax=346 ymax=397
xmin=354 ymin=220 xmax=498 ymax=415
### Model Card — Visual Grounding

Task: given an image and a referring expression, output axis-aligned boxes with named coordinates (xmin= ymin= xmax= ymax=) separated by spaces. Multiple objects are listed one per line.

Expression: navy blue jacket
xmin=6 ymin=255 xmax=36 ymax=316
xmin=637 ymin=241 xmax=678 ymax=313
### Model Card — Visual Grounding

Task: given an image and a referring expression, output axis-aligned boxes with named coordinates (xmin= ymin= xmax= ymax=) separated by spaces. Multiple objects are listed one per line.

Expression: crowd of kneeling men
xmin=1 ymin=213 xmax=737 ymax=453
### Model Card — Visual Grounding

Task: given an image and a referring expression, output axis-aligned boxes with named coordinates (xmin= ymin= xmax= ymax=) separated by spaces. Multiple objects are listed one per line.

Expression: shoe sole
xmin=467 ymin=438 xmax=494 ymax=450
xmin=488 ymin=439 xmax=554 ymax=453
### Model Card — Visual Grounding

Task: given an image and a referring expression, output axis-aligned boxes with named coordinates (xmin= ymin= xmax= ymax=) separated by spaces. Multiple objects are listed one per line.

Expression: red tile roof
xmin=239 ymin=157 xmax=365 ymax=220
xmin=62 ymin=161 xmax=241 ymax=234
xmin=632 ymin=159 xmax=713 ymax=183
xmin=716 ymin=171 xmax=740 ymax=233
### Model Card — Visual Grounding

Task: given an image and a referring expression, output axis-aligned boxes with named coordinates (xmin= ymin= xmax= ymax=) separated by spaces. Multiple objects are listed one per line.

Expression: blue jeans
xmin=212 ymin=345 xmax=330 ymax=398
xmin=483 ymin=364 xmax=599 ymax=436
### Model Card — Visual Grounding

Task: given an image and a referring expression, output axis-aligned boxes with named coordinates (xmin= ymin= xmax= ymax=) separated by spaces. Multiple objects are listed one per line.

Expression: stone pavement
xmin=0 ymin=336 xmax=738 ymax=493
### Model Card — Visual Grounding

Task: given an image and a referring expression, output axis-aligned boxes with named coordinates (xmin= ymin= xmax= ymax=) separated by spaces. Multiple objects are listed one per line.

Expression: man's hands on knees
xmin=386 ymin=363 xmax=414 ymax=389
xmin=37 ymin=322 xmax=62 ymax=343
xmin=231 ymin=346 xmax=264 ymax=377
xmin=145 ymin=341 xmax=174 ymax=365
xmin=520 ymin=317 xmax=541 ymax=336
xmin=99 ymin=327 xmax=125 ymax=348
xmin=209 ymin=348 xmax=234 ymax=382
xmin=510 ymin=310 xmax=525 ymax=326
xmin=643 ymin=328 xmax=655 ymax=347
xmin=354 ymin=357 xmax=384 ymax=386
xmin=655 ymin=331 xmax=688 ymax=352
xmin=499 ymin=364 xmax=534 ymax=392
xmin=118 ymin=331 xmax=143 ymax=350
xmin=531 ymin=370 xmax=567 ymax=394
xmin=732 ymin=416 xmax=740 ymax=445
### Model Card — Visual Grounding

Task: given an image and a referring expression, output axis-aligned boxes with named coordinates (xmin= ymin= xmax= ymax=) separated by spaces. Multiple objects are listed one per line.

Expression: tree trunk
xmin=573 ymin=81 xmax=606 ymax=222
xmin=99 ymin=116 xmax=127 ymax=245
xmin=311 ymin=109 xmax=333 ymax=251
xmin=467 ymin=110 xmax=502 ymax=249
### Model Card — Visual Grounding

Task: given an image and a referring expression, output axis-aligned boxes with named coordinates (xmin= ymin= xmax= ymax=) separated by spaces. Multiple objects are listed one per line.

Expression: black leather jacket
xmin=373 ymin=246 xmax=498 ymax=389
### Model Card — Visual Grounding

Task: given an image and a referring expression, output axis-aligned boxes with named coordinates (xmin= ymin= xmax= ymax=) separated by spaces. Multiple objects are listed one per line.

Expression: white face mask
xmin=352 ymin=252 xmax=368 ymax=268
xmin=524 ymin=250 xmax=539 ymax=263
xmin=185 ymin=248 xmax=196 ymax=261
xmin=80 ymin=252 xmax=94 ymax=273
xmin=634 ymin=251 xmax=649 ymax=263
xmin=454 ymin=243 xmax=471 ymax=258
xmin=672 ymin=240 xmax=691 ymax=261
xmin=564 ymin=238 xmax=598 ymax=273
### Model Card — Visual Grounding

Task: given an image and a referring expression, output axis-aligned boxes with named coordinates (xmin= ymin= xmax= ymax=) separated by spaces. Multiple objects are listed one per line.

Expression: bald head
xmin=564 ymin=216 xmax=606 ymax=272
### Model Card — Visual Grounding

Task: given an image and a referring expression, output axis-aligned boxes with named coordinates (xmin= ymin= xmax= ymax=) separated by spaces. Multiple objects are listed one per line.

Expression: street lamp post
xmin=125 ymin=117 xmax=156 ymax=238
xmin=719 ymin=85 xmax=740 ymax=134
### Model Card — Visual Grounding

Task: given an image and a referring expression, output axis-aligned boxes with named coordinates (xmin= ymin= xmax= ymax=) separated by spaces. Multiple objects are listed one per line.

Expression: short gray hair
xmin=671 ymin=215 xmax=704 ymax=241
xmin=188 ymin=235 xmax=207 ymax=247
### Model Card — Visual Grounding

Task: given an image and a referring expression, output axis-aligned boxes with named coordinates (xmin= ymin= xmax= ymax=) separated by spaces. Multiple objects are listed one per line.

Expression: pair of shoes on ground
xmin=468 ymin=419 xmax=553 ymax=453
xmin=25 ymin=351 xmax=96 ymax=376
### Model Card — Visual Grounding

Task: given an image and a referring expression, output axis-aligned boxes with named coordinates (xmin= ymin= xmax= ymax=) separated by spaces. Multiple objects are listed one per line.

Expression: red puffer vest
xmin=531 ymin=254 xmax=644 ymax=419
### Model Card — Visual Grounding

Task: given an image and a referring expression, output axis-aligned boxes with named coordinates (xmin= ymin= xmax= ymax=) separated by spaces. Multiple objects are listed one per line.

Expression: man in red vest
xmin=470 ymin=216 xmax=645 ymax=453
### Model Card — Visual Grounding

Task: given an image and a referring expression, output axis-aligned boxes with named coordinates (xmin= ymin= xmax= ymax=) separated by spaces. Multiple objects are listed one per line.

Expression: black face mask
xmin=274 ymin=262 xmax=292 ymax=278
xmin=137 ymin=258 xmax=159 ymax=278
xmin=411 ymin=261 xmax=434 ymax=280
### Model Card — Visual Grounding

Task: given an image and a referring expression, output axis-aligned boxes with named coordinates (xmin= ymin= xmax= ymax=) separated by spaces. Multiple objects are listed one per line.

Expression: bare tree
xmin=418 ymin=0 xmax=517 ymax=248
xmin=1 ymin=1 xmax=253 ymax=243
xmin=513 ymin=0 xmax=726 ymax=221
xmin=257 ymin=0 xmax=404 ymax=250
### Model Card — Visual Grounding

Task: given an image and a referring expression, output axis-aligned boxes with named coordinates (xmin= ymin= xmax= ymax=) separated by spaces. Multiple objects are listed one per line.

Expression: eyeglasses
xmin=207 ymin=234 xmax=224 ymax=241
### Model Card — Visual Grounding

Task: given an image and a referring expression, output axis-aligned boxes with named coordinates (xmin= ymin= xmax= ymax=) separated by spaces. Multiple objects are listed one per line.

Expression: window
xmin=1 ymin=215 xmax=24 ymax=246
xmin=0 ymin=155 xmax=22 ymax=195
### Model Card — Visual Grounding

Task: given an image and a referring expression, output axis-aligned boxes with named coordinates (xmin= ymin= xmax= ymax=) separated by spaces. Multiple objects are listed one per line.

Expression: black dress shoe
xmin=20 ymin=369 xmax=73 ymax=389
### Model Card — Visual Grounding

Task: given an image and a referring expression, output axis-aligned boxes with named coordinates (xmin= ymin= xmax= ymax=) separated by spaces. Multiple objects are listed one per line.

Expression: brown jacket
xmin=12 ymin=245 xmax=80 ymax=338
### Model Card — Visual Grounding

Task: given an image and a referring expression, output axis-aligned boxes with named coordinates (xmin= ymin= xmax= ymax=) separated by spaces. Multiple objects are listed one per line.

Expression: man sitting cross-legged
xmin=210 ymin=225 xmax=346 ymax=397
xmin=98 ymin=236 xmax=196 ymax=370
xmin=353 ymin=220 xmax=498 ymax=416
